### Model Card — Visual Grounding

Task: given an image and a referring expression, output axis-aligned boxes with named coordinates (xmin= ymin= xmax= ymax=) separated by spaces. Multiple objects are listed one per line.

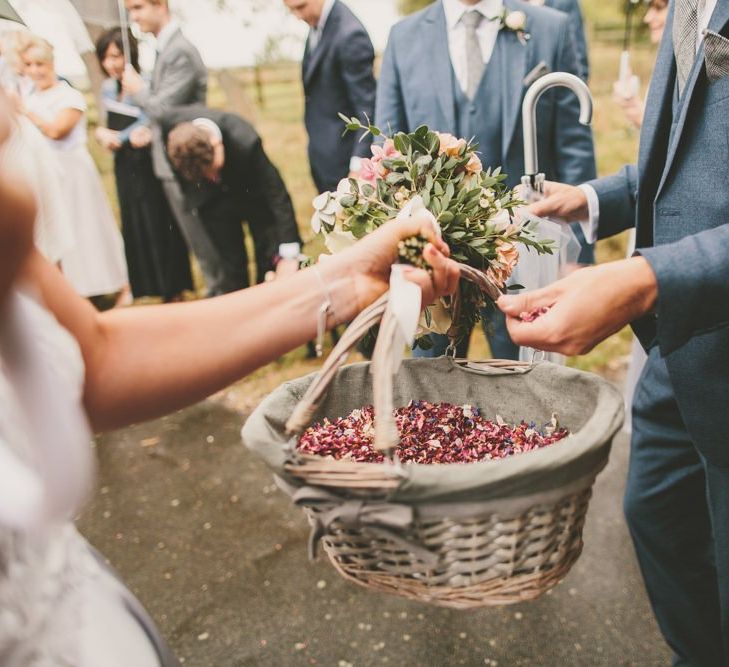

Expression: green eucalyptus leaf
xmin=386 ymin=172 xmax=407 ymax=185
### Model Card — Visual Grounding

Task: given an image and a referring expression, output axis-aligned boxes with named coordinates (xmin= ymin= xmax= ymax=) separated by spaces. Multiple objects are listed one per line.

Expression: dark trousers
xmin=412 ymin=308 xmax=519 ymax=360
xmin=162 ymin=179 xmax=247 ymax=296
xmin=625 ymin=347 xmax=729 ymax=666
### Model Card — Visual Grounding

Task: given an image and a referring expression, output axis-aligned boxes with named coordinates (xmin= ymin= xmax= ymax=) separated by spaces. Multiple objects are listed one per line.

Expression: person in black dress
xmin=94 ymin=28 xmax=192 ymax=302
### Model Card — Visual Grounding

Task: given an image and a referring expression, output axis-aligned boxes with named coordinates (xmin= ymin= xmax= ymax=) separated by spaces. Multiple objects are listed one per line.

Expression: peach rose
xmin=465 ymin=152 xmax=483 ymax=174
xmin=436 ymin=132 xmax=467 ymax=157
xmin=486 ymin=240 xmax=520 ymax=287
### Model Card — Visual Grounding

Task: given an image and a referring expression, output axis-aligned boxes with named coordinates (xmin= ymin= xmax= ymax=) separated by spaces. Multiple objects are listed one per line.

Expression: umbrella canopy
xmin=68 ymin=0 xmax=120 ymax=28
xmin=0 ymin=0 xmax=23 ymax=24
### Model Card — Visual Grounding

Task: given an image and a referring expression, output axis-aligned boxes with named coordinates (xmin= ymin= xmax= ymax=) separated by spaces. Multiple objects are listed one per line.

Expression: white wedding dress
xmin=23 ymin=81 xmax=128 ymax=297
xmin=0 ymin=290 xmax=169 ymax=666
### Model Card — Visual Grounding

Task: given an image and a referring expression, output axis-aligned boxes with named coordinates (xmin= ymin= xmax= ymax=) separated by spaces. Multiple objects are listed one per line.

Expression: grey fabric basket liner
xmin=242 ymin=357 xmax=624 ymax=505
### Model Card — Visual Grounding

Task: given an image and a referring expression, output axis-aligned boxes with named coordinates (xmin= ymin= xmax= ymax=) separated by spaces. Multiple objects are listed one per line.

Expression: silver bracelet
xmin=312 ymin=265 xmax=335 ymax=358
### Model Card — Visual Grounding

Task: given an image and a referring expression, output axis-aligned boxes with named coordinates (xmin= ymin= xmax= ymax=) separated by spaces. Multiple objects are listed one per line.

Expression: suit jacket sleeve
xmin=133 ymin=51 xmax=201 ymax=123
xmin=551 ymin=17 xmax=596 ymax=186
xmin=251 ymin=144 xmax=302 ymax=246
xmin=232 ymin=116 xmax=301 ymax=247
xmin=375 ymin=32 xmax=408 ymax=134
xmin=338 ymin=27 xmax=376 ymax=159
xmin=639 ymin=224 xmax=729 ymax=356
xmin=588 ymin=164 xmax=638 ymax=240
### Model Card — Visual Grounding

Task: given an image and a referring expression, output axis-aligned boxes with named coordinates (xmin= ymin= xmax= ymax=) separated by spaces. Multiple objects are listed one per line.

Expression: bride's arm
xmin=27 ymin=217 xmax=458 ymax=432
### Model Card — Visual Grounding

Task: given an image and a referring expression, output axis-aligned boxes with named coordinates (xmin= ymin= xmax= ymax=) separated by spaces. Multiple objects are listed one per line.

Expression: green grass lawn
xmin=90 ymin=1 xmax=660 ymax=406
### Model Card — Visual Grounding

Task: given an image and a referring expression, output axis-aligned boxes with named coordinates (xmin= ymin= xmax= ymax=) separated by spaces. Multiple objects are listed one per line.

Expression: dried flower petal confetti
xmin=519 ymin=306 xmax=551 ymax=322
xmin=297 ymin=401 xmax=568 ymax=464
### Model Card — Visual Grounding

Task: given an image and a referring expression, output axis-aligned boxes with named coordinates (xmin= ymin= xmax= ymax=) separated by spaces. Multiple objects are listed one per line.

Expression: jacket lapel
xmin=636 ymin=1 xmax=676 ymax=182
xmin=303 ymin=1 xmax=340 ymax=87
xmin=499 ymin=3 xmax=529 ymax=157
xmin=152 ymin=28 xmax=181 ymax=90
xmin=655 ymin=0 xmax=729 ymax=195
xmin=425 ymin=2 xmax=456 ymax=130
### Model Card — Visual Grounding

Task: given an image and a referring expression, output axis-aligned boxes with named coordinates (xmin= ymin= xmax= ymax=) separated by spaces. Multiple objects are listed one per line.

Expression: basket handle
xmin=285 ymin=292 xmax=389 ymax=435
xmin=285 ymin=263 xmax=503 ymax=442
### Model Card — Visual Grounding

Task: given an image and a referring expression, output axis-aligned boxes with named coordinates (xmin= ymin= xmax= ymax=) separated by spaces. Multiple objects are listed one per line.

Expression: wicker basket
xmin=243 ymin=285 xmax=624 ymax=609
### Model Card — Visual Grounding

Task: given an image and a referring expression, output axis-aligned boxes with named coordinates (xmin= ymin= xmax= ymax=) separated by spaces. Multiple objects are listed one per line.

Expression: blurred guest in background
xmin=95 ymin=27 xmax=192 ymax=303
xmin=0 ymin=31 xmax=35 ymax=99
xmin=526 ymin=0 xmax=590 ymax=81
xmin=284 ymin=0 xmax=376 ymax=194
xmin=613 ymin=0 xmax=669 ymax=129
xmin=122 ymin=0 xmax=229 ymax=297
xmin=376 ymin=0 xmax=596 ymax=359
xmin=0 ymin=34 xmax=74 ymax=266
xmin=164 ymin=107 xmax=303 ymax=290
xmin=20 ymin=36 xmax=130 ymax=305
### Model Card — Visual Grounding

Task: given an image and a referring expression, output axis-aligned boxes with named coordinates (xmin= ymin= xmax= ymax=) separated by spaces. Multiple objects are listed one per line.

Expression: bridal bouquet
xmin=311 ymin=118 xmax=556 ymax=346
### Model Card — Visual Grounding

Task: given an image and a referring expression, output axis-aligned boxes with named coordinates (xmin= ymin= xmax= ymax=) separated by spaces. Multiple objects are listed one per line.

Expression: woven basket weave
xmin=243 ymin=276 xmax=623 ymax=609
xmin=312 ymin=488 xmax=591 ymax=608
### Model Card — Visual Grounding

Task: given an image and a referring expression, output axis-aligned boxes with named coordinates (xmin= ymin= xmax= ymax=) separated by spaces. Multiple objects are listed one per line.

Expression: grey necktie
xmin=672 ymin=0 xmax=704 ymax=95
xmin=462 ymin=10 xmax=485 ymax=99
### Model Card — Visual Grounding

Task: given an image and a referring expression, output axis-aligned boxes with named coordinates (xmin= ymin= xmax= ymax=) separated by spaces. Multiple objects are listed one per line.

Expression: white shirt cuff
xmin=278 ymin=242 xmax=301 ymax=260
xmin=349 ymin=156 xmax=362 ymax=173
xmin=577 ymin=184 xmax=599 ymax=245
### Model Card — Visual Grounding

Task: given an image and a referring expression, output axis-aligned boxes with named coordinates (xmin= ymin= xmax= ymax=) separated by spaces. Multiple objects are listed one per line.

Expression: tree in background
xmin=397 ymin=0 xmax=434 ymax=15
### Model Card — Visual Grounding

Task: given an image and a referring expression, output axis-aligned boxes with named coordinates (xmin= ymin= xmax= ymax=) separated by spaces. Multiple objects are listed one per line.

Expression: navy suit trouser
xmin=625 ymin=347 xmax=729 ymax=666
xmin=412 ymin=307 xmax=519 ymax=361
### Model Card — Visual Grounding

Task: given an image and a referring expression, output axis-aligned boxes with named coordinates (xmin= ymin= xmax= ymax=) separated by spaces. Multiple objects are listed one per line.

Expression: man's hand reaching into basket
xmin=323 ymin=209 xmax=461 ymax=316
xmin=497 ymin=257 xmax=657 ymax=355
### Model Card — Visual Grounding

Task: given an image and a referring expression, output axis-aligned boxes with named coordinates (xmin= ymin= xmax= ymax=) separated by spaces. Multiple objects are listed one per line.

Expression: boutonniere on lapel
xmin=498 ymin=9 xmax=530 ymax=45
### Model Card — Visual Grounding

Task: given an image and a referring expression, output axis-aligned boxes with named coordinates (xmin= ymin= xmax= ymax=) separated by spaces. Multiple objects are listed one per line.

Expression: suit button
xmin=470 ymin=105 xmax=477 ymax=114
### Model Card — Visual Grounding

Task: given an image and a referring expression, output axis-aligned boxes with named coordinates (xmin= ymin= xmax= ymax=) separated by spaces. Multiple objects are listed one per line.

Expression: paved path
xmin=78 ymin=401 xmax=671 ymax=666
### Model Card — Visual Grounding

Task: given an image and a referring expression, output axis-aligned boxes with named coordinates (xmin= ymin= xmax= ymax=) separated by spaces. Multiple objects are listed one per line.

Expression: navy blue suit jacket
xmin=303 ymin=0 xmax=376 ymax=193
xmin=589 ymin=0 xmax=729 ymax=466
xmin=544 ymin=0 xmax=589 ymax=80
xmin=375 ymin=0 xmax=596 ymax=190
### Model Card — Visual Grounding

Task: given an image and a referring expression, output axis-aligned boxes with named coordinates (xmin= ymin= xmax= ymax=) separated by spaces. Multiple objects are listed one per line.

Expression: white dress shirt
xmin=442 ymin=0 xmax=505 ymax=95
xmin=308 ymin=0 xmax=335 ymax=51
xmin=579 ymin=0 xmax=718 ymax=244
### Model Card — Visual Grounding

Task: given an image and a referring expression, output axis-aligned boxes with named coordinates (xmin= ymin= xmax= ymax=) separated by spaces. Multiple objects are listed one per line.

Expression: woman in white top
xmin=0 ymin=88 xmax=458 ymax=665
xmin=20 ymin=35 xmax=130 ymax=304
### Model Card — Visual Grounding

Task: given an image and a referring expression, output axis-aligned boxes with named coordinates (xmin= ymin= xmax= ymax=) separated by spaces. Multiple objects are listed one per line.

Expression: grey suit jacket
xmin=375 ymin=0 xmax=596 ymax=189
xmin=589 ymin=0 xmax=729 ymax=466
xmin=133 ymin=28 xmax=207 ymax=180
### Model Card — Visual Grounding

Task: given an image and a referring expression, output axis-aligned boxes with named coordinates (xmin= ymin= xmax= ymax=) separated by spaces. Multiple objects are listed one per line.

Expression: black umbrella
xmin=0 ymin=0 xmax=24 ymax=25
